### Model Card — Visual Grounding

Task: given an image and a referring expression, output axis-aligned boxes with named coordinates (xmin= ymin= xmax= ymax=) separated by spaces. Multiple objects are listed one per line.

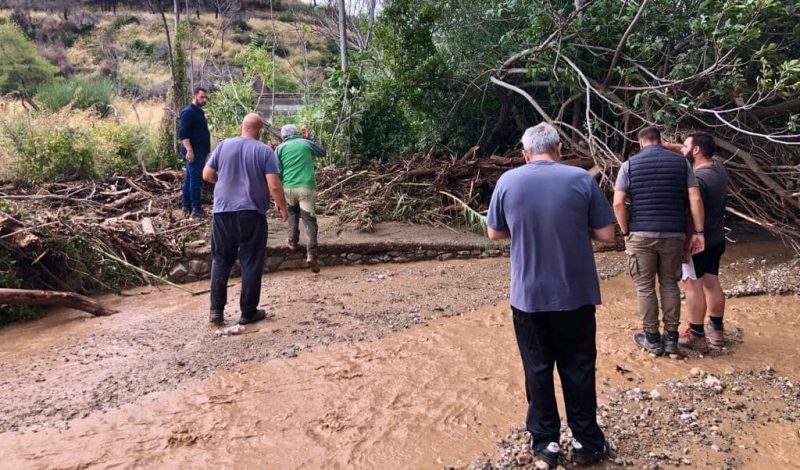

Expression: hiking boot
xmin=663 ymin=331 xmax=680 ymax=356
xmin=706 ymin=320 xmax=725 ymax=348
xmin=191 ymin=207 xmax=208 ymax=219
xmin=572 ymin=439 xmax=609 ymax=465
xmin=634 ymin=332 xmax=664 ymax=355
xmin=209 ymin=309 xmax=224 ymax=325
xmin=182 ymin=206 xmax=191 ymax=217
xmin=238 ymin=308 xmax=268 ymax=325
xmin=307 ymin=257 xmax=320 ymax=274
xmin=532 ymin=441 xmax=560 ymax=468
xmin=679 ymin=328 xmax=709 ymax=352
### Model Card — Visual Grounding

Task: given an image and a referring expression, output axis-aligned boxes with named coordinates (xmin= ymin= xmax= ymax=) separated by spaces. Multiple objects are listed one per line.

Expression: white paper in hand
xmin=682 ymin=259 xmax=697 ymax=281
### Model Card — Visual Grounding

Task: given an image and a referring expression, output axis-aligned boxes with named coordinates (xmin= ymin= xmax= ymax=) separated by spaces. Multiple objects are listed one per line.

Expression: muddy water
xmin=1 ymin=244 xmax=799 ymax=469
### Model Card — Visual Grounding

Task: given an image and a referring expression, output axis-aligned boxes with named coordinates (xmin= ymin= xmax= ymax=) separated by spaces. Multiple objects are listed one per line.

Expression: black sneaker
xmin=307 ymin=258 xmax=321 ymax=274
xmin=191 ymin=207 xmax=208 ymax=219
xmin=209 ymin=309 xmax=224 ymax=325
xmin=532 ymin=441 xmax=560 ymax=468
xmin=238 ymin=308 xmax=268 ymax=325
xmin=572 ymin=439 xmax=608 ymax=465
xmin=663 ymin=331 xmax=680 ymax=355
xmin=182 ymin=206 xmax=191 ymax=217
xmin=634 ymin=332 xmax=664 ymax=355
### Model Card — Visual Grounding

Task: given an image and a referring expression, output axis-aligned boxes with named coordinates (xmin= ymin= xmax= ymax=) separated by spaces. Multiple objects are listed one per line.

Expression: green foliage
xmin=110 ymin=15 xmax=139 ymax=31
xmin=0 ymin=256 xmax=42 ymax=326
xmin=276 ymin=11 xmax=295 ymax=23
xmin=235 ymin=39 xmax=298 ymax=91
xmin=127 ymin=38 xmax=156 ymax=59
xmin=0 ymin=23 xmax=58 ymax=94
xmin=206 ymin=79 xmax=257 ymax=140
xmin=35 ymin=77 xmax=115 ymax=116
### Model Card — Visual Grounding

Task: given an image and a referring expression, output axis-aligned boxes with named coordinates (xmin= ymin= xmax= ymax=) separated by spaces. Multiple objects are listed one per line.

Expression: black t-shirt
xmin=695 ymin=158 xmax=728 ymax=245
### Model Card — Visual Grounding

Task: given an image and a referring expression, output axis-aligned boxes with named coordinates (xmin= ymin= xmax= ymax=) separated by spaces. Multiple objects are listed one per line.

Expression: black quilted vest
xmin=628 ymin=145 xmax=689 ymax=233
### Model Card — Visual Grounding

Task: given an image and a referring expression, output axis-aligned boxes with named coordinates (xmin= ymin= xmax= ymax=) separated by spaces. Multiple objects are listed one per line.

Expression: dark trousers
xmin=210 ymin=211 xmax=267 ymax=316
xmin=181 ymin=156 xmax=205 ymax=209
xmin=512 ymin=304 xmax=605 ymax=452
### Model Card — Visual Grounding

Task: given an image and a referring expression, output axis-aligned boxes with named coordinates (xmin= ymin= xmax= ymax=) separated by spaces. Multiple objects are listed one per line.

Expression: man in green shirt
xmin=276 ymin=124 xmax=326 ymax=273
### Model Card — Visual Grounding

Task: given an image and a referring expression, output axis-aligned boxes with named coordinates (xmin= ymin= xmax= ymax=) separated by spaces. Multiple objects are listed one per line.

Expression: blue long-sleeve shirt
xmin=178 ymin=103 xmax=211 ymax=159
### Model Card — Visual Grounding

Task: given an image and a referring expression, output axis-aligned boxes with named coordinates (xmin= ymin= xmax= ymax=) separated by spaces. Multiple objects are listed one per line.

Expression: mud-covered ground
xmin=0 ymin=238 xmax=798 ymax=469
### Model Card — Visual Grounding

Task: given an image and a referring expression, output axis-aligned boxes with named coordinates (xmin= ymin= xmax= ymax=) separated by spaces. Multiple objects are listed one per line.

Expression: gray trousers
xmin=285 ymin=187 xmax=318 ymax=260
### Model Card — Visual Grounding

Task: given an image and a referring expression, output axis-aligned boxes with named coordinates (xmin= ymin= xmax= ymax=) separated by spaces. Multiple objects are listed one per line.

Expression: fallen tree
xmin=0 ymin=288 xmax=117 ymax=316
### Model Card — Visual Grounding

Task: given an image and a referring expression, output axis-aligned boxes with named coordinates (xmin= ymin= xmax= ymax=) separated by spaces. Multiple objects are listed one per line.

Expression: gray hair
xmin=521 ymin=123 xmax=560 ymax=154
xmin=280 ymin=124 xmax=298 ymax=138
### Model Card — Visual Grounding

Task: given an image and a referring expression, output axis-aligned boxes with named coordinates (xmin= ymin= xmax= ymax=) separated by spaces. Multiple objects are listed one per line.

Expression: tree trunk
xmin=0 ymin=288 xmax=118 ymax=317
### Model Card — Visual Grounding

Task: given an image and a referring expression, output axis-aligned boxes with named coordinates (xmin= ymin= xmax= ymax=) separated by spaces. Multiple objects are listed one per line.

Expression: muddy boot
xmin=209 ymin=309 xmax=224 ymax=325
xmin=634 ymin=332 xmax=664 ymax=355
xmin=663 ymin=331 xmax=680 ymax=356
xmin=238 ymin=308 xmax=267 ymax=325
xmin=307 ymin=257 xmax=320 ymax=274
xmin=572 ymin=439 xmax=609 ymax=465
xmin=532 ymin=441 xmax=560 ymax=468
xmin=679 ymin=328 xmax=709 ymax=352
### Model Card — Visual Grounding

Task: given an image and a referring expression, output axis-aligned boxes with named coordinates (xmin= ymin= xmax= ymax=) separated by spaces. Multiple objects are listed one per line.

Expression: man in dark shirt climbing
xmin=179 ymin=87 xmax=211 ymax=218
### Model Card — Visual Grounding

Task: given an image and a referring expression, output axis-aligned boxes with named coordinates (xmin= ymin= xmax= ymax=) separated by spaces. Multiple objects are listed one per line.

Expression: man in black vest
xmin=613 ymin=127 xmax=706 ymax=356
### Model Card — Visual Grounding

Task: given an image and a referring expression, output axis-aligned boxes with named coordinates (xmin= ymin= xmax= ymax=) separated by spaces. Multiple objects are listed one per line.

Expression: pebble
xmin=650 ymin=389 xmax=662 ymax=400
xmin=534 ymin=460 xmax=549 ymax=470
xmin=515 ymin=452 xmax=533 ymax=465
xmin=703 ymin=375 xmax=722 ymax=387
xmin=690 ymin=367 xmax=702 ymax=376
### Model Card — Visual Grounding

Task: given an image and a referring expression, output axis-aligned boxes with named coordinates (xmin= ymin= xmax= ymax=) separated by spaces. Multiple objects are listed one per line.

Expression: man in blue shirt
xmin=203 ymin=114 xmax=288 ymax=325
xmin=487 ymin=123 xmax=615 ymax=467
xmin=179 ymin=87 xmax=211 ymax=218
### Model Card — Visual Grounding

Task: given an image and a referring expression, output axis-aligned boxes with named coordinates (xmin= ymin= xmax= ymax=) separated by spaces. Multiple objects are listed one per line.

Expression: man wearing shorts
xmin=678 ymin=132 xmax=729 ymax=351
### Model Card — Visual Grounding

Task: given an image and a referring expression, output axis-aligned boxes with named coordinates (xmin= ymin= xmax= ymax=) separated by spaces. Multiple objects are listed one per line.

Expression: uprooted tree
xmin=328 ymin=0 xmax=799 ymax=247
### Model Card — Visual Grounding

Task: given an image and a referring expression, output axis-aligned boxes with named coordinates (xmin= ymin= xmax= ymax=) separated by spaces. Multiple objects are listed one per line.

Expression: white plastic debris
xmin=216 ymin=324 xmax=245 ymax=336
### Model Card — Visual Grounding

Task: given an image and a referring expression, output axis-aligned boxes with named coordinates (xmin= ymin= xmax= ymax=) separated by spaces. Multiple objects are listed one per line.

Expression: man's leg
xmin=237 ymin=211 xmax=267 ymax=321
xmin=298 ymin=188 xmax=319 ymax=263
xmin=181 ymin=159 xmax=191 ymax=212
xmin=511 ymin=307 xmax=560 ymax=454
xmin=679 ymin=245 xmax=711 ymax=351
xmin=285 ymin=189 xmax=300 ymax=250
xmin=552 ymin=305 xmax=606 ymax=456
xmin=702 ymin=242 xmax=726 ymax=347
xmin=209 ymin=212 xmax=238 ymax=322
xmin=657 ymin=237 xmax=685 ymax=334
xmin=188 ymin=158 xmax=204 ymax=211
xmin=626 ymin=236 xmax=662 ymax=353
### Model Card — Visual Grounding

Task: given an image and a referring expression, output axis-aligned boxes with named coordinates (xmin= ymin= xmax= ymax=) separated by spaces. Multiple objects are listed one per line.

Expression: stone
xmin=704 ymin=375 xmax=722 ymax=387
xmin=393 ymin=256 xmax=409 ymax=262
xmin=515 ymin=452 xmax=533 ymax=465
xmin=188 ymin=259 xmax=210 ymax=275
xmin=169 ymin=263 xmax=190 ymax=282
xmin=650 ymin=388 xmax=662 ymax=400
xmin=437 ymin=253 xmax=454 ymax=261
xmin=690 ymin=367 xmax=702 ymax=376
xmin=346 ymin=253 xmax=362 ymax=261
xmin=386 ymin=251 xmax=402 ymax=257
xmin=533 ymin=460 xmax=549 ymax=470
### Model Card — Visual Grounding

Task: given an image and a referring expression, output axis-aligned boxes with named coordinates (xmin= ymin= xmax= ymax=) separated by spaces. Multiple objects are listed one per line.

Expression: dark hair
xmin=688 ymin=131 xmax=715 ymax=158
xmin=637 ymin=126 xmax=661 ymax=143
xmin=193 ymin=87 xmax=208 ymax=96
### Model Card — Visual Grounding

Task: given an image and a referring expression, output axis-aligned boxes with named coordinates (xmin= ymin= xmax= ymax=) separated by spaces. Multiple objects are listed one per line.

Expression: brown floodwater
xmin=0 ymin=244 xmax=799 ymax=469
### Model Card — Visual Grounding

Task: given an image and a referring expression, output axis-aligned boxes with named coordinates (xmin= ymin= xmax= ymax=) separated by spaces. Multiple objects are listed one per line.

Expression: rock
xmin=704 ymin=375 xmax=722 ymax=387
xmin=650 ymin=388 xmax=662 ymax=400
xmin=515 ymin=452 xmax=533 ymax=465
xmin=188 ymin=259 xmax=210 ymax=275
xmin=690 ymin=367 xmax=702 ymax=376
xmin=437 ymin=253 xmax=454 ymax=261
xmin=215 ymin=324 xmax=245 ymax=336
xmin=169 ymin=263 xmax=190 ymax=282
xmin=711 ymin=444 xmax=720 ymax=452
xmin=346 ymin=253 xmax=362 ymax=261
xmin=765 ymin=365 xmax=775 ymax=373
xmin=533 ymin=460 xmax=549 ymax=470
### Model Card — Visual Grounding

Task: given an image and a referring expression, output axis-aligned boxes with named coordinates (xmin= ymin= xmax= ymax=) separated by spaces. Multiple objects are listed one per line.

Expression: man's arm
xmin=688 ymin=186 xmax=705 ymax=254
xmin=266 ymin=173 xmax=288 ymax=223
xmin=179 ymin=111 xmax=195 ymax=162
xmin=591 ymin=224 xmax=615 ymax=243
xmin=487 ymin=227 xmax=510 ymax=240
xmin=182 ymin=139 xmax=195 ymax=162
xmin=612 ymin=191 xmax=629 ymax=234
xmin=662 ymin=142 xmax=683 ymax=154
xmin=202 ymin=165 xmax=217 ymax=183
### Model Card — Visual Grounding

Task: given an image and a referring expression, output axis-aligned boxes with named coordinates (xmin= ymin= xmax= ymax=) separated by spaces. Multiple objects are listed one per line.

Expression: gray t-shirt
xmin=487 ymin=160 xmax=616 ymax=313
xmin=614 ymin=157 xmax=698 ymax=238
xmin=695 ymin=157 xmax=728 ymax=245
xmin=206 ymin=137 xmax=281 ymax=215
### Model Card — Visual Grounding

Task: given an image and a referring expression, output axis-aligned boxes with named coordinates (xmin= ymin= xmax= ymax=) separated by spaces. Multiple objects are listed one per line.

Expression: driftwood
xmin=0 ymin=288 xmax=118 ymax=316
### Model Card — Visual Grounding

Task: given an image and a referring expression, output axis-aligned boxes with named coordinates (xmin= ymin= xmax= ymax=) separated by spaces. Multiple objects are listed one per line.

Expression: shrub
xmin=276 ymin=11 xmax=295 ymax=23
xmin=0 ymin=23 xmax=58 ymax=94
xmin=0 ymin=256 xmax=42 ymax=326
xmin=127 ymin=38 xmax=155 ymax=59
xmin=110 ymin=15 xmax=138 ymax=30
xmin=35 ymin=77 xmax=115 ymax=116
xmin=38 ymin=44 xmax=74 ymax=76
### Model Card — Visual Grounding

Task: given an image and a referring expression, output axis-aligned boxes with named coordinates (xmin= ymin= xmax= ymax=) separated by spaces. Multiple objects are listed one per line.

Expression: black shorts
xmin=692 ymin=241 xmax=726 ymax=277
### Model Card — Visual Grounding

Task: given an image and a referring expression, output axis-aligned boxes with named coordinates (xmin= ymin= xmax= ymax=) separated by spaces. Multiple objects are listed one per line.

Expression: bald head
xmin=241 ymin=113 xmax=263 ymax=138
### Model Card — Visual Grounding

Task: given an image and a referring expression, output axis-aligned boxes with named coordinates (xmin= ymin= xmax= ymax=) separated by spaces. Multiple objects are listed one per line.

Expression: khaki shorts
xmin=284 ymin=187 xmax=316 ymax=214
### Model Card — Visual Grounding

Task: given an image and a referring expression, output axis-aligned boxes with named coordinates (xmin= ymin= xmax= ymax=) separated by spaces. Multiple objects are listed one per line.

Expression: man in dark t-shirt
xmin=678 ymin=132 xmax=729 ymax=351
xmin=179 ymin=87 xmax=212 ymax=218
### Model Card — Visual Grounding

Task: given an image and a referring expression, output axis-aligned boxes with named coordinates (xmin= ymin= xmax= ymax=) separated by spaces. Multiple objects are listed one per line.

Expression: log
xmin=141 ymin=217 xmax=156 ymax=235
xmin=0 ymin=288 xmax=118 ymax=316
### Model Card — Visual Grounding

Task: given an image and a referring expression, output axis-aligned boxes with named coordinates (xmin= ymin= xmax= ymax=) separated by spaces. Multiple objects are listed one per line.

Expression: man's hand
xmin=186 ymin=149 xmax=195 ymax=163
xmin=277 ymin=205 xmax=288 ymax=223
xmin=301 ymin=127 xmax=310 ymax=139
xmin=689 ymin=233 xmax=705 ymax=255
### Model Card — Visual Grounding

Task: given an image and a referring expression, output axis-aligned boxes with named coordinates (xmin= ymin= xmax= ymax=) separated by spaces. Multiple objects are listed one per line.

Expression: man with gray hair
xmin=276 ymin=124 xmax=327 ymax=273
xmin=487 ymin=123 xmax=615 ymax=467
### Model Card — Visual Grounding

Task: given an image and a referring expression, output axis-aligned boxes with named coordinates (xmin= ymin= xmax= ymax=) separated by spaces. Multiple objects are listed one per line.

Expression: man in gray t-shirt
xmin=202 ymin=114 xmax=288 ymax=325
xmin=676 ymin=132 xmax=730 ymax=351
xmin=487 ymin=123 xmax=615 ymax=466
